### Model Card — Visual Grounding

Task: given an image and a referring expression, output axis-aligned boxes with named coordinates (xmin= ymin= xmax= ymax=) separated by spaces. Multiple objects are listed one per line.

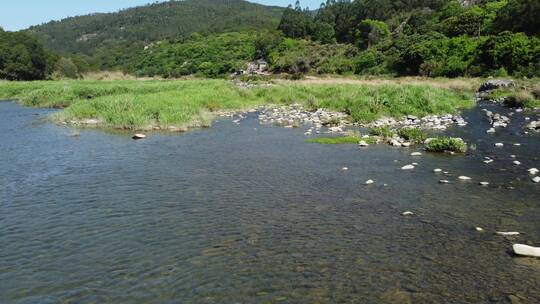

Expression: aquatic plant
xmin=425 ymin=137 xmax=467 ymax=153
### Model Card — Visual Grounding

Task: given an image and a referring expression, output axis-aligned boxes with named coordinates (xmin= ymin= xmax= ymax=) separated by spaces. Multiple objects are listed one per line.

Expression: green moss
xmin=425 ymin=137 xmax=467 ymax=153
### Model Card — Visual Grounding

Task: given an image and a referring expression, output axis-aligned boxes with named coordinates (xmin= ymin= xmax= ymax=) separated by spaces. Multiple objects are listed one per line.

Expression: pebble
xmin=479 ymin=182 xmax=490 ymax=186
xmin=402 ymin=211 xmax=414 ymax=216
xmin=342 ymin=167 xmax=349 ymax=171
xmin=433 ymin=168 xmax=442 ymax=173
xmin=513 ymin=161 xmax=521 ymax=165
xmin=410 ymin=152 xmax=422 ymax=156
xmin=486 ymin=128 xmax=496 ymax=133
xmin=495 ymin=143 xmax=504 ymax=147
xmin=401 ymin=165 xmax=415 ymax=170
xmin=439 ymin=180 xmax=450 ymax=184
xmin=365 ymin=179 xmax=374 ymax=185
xmin=533 ymin=176 xmax=540 ymax=183
xmin=528 ymin=168 xmax=539 ymax=175
xmin=458 ymin=176 xmax=472 ymax=181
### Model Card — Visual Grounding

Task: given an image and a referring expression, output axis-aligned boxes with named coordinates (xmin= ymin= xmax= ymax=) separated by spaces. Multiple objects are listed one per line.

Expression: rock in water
xmin=342 ymin=167 xmax=349 ymax=171
xmin=532 ymin=176 xmax=540 ymax=183
xmin=365 ymin=179 xmax=374 ymax=185
xmin=439 ymin=180 xmax=450 ymax=184
xmin=528 ymin=168 xmax=539 ymax=175
xmin=132 ymin=134 xmax=146 ymax=140
xmin=458 ymin=176 xmax=472 ymax=181
xmin=496 ymin=231 xmax=520 ymax=236
xmin=401 ymin=164 xmax=415 ymax=170
xmin=495 ymin=143 xmax=504 ymax=147
xmin=513 ymin=244 xmax=540 ymax=258
xmin=479 ymin=182 xmax=490 ymax=186
xmin=486 ymin=128 xmax=496 ymax=133
xmin=410 ymin=152 xmax=422 ymax=156
xmin=433 ymin=168 xmax=442 ymax=173
xmin=475 ymin=227 xmax=484 ymax=232
xmin=402 ymin=211 xmax=414 ymax=216
xmin=358 ymin=140 xmax=369 ymax=147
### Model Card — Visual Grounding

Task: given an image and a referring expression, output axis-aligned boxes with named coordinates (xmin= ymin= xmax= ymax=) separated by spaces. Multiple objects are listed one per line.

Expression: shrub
xmin=425 ymin=137 xmax=467 ymax=153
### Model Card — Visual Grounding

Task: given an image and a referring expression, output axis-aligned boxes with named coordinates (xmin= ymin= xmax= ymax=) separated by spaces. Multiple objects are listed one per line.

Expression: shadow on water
xmin=0 ymin=101 xmax=539 ymax=303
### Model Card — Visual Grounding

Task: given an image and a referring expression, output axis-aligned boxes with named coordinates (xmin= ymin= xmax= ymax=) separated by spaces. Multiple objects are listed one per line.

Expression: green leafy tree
xmin=355 ymin=19 xmax=390 ymax=49
xmin=492 ymin=0 xmax=540 ymax=35
xmin=0 ymin=31 xmax=50 ymax=80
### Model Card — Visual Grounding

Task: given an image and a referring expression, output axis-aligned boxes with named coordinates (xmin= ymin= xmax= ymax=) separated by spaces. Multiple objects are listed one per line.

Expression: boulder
xmin=512 ymin=244 xmax=540 ymax=258
xmin=365 ymin=179 xmax=374 ymax=185
xmin=533 ymin=176 xmax=540 ymax=183
xmin=528 ymin=168 xmax=539 ymax=175
xmin=478 ymin=79 xmax=514 ymax=92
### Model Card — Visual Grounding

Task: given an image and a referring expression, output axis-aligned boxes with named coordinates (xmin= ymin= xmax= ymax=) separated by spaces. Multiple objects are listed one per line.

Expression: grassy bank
xmin=0 ymin=79 xmax=475 ymax=130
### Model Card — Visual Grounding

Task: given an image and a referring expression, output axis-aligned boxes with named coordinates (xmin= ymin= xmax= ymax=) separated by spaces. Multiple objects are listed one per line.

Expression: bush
xmin=425 ymin=137 xmax=467 ymax=153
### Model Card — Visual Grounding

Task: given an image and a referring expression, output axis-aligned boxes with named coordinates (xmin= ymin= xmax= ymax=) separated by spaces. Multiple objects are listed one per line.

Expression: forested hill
xmin=26 ymin=0 xmax=284 ymax=55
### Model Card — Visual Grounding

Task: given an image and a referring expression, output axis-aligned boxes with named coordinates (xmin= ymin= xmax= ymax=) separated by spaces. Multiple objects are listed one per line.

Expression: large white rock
xmin=513 ymin=244 xmax=540 ymax=257
xmin=401 ymin=165 xmax=415 ymax=170
xmin=533 ymin=176 xmax=540 ymax=183
xmin=365 ymin=179 xmax=374 ymax=185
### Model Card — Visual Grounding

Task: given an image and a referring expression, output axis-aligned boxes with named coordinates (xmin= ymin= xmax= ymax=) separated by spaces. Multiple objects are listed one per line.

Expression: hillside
xmin=26 ymin=0 xmax=284 ymax=55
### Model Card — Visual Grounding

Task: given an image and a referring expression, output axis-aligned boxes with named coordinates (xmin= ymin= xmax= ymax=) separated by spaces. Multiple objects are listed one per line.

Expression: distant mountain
xmin=26 ymin=0 xmax=284 ymax=55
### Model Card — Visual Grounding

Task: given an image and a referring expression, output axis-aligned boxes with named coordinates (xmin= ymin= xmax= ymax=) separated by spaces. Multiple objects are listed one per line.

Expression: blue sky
xmin=0 ymin=0 xmax=323 ymax=31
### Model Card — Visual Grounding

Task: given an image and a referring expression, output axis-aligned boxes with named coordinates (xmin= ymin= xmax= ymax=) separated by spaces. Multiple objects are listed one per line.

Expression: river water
xmin=1 ymin=101 xmax=539 ymax=303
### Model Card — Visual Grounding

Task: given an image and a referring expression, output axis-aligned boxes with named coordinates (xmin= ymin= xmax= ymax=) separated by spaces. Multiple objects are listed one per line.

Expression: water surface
xmin=1 ymin=101 xmax=539 ymax=303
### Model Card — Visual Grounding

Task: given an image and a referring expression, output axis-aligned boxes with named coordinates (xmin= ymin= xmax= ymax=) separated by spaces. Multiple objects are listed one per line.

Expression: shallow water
xmin=0 ymin=101 xmax=539 ymax=303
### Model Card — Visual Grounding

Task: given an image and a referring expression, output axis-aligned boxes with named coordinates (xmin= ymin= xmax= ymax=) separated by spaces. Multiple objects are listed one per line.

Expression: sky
xmin=0 ymin=0 xmax=324 ymax=31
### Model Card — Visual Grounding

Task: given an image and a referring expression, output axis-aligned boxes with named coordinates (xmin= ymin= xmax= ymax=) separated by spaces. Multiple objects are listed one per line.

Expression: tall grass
xmin=0 ymin=79 xmax=474 ymax=130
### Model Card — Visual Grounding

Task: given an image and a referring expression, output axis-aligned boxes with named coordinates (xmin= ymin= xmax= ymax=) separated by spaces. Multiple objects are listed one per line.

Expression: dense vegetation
xmin=2 ymin=0 xmax=539 ymax=80
xmin=26 ymin=0 xmax=283 ymax=70
xmin=0 ymin=80 xmax=473 ymax=129
xmin=0 ymin=29 xmax=52 ymax=80
xmin=275 ymin=0 xmax=539 ymax=77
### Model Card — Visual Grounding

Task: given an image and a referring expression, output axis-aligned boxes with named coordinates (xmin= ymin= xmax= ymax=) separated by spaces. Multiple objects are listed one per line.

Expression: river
xmin=0 ymin=101 xmax=539 ymax=303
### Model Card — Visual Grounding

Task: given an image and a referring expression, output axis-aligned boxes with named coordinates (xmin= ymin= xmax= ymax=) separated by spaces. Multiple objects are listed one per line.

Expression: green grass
xmin=369 ymin=126 xmax=395 ymax=138
xmin=425 ymin=137 xmax=467 ymax=153
xmin=0 ymin=79 xmax=475 ymax=130
xmin=398 ymin=128 xmax=428 ymax=143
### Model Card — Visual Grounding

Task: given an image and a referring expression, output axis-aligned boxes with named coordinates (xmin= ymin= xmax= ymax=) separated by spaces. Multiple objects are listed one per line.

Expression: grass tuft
xmin=398 ymin=128 xmax=428 ymax=143
xmin=425 ymin=137 xmax=467 ymax=153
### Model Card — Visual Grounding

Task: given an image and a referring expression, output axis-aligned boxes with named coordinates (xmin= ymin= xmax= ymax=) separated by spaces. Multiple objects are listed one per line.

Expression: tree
xmin=355 ymin=19 xmax=390 ymax=49
xmin=492 ymin=0 xmax=540 ymax=35
xmin=0 ymin=31 xmax=50 ymax=80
